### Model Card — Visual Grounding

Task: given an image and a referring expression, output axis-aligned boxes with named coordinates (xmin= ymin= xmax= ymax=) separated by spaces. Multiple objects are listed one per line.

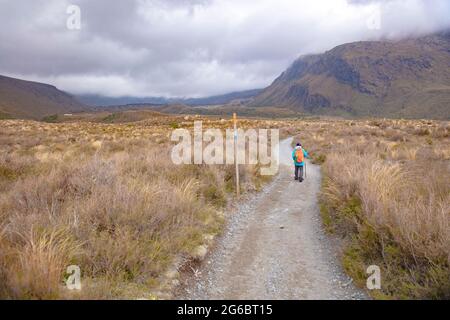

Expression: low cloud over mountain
xmin=1 ymin=0 xmax=449 ymax=98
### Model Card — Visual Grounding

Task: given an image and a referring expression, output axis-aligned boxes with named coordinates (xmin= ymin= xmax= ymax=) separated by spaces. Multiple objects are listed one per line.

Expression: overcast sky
xmin=1 ymin=0 xmax=449 ymax=98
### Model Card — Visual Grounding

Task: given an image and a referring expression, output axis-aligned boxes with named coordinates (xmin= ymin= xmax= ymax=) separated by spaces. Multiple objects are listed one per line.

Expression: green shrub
xmin=0 ymin=112 xmax=13 ymax=120
xmin=42 ymin=114 xmax=59 ymax=123
xmin=202 ymin=184 xmax=226 ymax=208
xmin=170 ymin=122 xmax=180 ymax=129
xmin=313 ymin=154 xmax=326 ymax=164
xmin=102 ymin=113 xmax=118 ymax=123
xmin=0 ymin=166 xmax=17 ymax=180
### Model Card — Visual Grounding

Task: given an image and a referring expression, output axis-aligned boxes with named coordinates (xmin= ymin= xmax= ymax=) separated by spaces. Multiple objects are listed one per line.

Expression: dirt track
xmin=178 ymin=138 xmax=367 ymax=300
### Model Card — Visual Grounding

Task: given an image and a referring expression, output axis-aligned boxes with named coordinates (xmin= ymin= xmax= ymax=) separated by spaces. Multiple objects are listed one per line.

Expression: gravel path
xmin=178 ymin=138 xmax=368 ymax=300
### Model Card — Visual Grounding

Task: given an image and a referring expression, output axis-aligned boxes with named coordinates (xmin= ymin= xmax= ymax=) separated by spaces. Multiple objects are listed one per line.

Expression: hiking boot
xmin=294 ymin=177 xmax=298 ymax=181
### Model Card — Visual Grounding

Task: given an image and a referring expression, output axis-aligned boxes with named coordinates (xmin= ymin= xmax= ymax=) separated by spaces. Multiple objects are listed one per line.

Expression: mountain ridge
xmin=77 ymin=89 xmax=263 ymax=107
xmin=251 ymin=32 xmax=450 ymax=119
xmin=0 ymin=75 xmax=87 ymax=119
xmin=1 ymin=32 xmax=449 ymax=120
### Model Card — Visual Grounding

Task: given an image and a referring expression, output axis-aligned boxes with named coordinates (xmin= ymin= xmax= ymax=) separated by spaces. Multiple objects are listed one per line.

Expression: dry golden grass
xmin=292 ymin=118 xmax=450 ymax=299
xmin=0 ymin=116 xmax=281 ymax=299
xmin=2 ymin=115 xmax=448 ymax=299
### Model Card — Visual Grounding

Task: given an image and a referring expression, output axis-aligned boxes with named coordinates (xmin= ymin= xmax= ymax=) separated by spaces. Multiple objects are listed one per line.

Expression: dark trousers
xmin=295 ymin=166 xmax=304 ymax=180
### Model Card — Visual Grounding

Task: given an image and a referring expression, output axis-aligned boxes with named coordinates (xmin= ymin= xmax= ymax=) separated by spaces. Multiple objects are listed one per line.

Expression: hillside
xmin=183 ymin=89 xmax=263 ymax=106
xmin=78 ymin=89 xmax=263 ymax=107
xmin=0 ymin=75 xmax=86 ymax=119
xmin=251 ymin=32 xmax=450 ymax=119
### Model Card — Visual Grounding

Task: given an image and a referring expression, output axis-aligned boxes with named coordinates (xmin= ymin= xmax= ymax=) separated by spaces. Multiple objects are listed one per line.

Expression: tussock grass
xmin=0 ymin=117 xmax=278 ymax=299
xmin=293 ymin=118 xmax=449 ymax=299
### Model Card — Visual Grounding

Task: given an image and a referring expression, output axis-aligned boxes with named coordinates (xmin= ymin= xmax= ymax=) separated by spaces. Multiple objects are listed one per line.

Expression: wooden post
xmin=233 ymin=113 xmax=240 ymax=197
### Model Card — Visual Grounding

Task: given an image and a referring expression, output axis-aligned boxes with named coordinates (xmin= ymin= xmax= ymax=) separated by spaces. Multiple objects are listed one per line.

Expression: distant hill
xmin=77 ymin=89 xmax=263 ymax=107
xmin=183 ymin=89 xmax=263 ymax=106
xmin=92 ymin=102 xmax=303 ymax=119
xmin=251 ymin=32 xmax=450 ymax=119
xmin=77 ymin=95 xmax=169 ymax=107
xmin=93 ymin=103 xmax=191 ymax=115
xmin=0 ymin=75 xmax=87 ymax=119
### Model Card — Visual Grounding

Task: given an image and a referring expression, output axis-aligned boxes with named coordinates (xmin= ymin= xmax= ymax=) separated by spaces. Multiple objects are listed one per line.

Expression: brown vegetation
xmin=0 ymin=116 xmax=278 ymax=299
xmin=291 ymin=118 xmax=450 ymax=299
xmin=1 ymin=114 xmax=448 ymax=300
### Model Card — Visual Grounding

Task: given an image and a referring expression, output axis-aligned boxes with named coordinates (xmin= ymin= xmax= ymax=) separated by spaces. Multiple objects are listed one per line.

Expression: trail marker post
xmin=233 ymin=113 xmax=240 ymax=197
xmin=305 ymin=161 xmax=307 ymax=179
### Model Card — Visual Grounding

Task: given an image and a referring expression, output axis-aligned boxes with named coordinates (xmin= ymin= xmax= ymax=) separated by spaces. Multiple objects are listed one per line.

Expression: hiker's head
xmin=296 ymin=143 xmax=302 ymax=148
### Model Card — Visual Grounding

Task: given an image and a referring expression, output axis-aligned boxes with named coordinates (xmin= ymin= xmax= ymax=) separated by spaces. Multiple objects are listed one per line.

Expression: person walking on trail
xmin=292 ymin=143 xmax=309 ymax=183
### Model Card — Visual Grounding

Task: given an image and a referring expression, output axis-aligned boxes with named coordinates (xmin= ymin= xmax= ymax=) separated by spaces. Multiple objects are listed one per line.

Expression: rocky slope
xmin=252 ymin=32 xmax=450 ymax=119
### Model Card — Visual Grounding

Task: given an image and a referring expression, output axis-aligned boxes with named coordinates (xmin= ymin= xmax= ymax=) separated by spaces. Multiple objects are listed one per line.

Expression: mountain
xmin=76 ymin=95 xmax=169 ymax=107
xmin=0 ymin=75 xmax=87 ymax=119
xmin=77 ymin=89 xmax=263 ymax=107
xmin=183 ymin=89 xmax=263 ymax=106
xmin=252 ymin=32 xmax=450 ymax=119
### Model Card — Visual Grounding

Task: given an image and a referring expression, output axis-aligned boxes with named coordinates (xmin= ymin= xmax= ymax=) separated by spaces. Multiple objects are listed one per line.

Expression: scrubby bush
xmin=297 ymin=118 xmax=450 ymax=299
xmin=0 ymin=119 xmax=269 ymax=299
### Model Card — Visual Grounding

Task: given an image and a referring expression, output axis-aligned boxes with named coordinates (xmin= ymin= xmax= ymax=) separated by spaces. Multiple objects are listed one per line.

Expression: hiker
xmin=292 ymin=143 xmax=309 ymax=182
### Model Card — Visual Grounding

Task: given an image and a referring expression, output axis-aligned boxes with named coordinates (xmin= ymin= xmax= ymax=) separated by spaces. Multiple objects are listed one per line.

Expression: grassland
xmin=0 ymin=115 xmax=282 ymax=299
xmin=290 ymin=118 xmax=450 ymax=299
xmin=1 ymin=113 xmax=448 ymax=300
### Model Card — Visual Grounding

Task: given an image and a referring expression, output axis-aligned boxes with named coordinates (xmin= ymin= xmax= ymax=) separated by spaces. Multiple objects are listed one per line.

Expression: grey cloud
xmin=0 ymin=0 xmax=449 ymax=97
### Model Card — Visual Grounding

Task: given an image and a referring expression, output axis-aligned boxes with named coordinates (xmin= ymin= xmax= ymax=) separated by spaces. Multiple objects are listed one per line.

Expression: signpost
xmin=233 ymin=113 xmax=240 ymax=197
